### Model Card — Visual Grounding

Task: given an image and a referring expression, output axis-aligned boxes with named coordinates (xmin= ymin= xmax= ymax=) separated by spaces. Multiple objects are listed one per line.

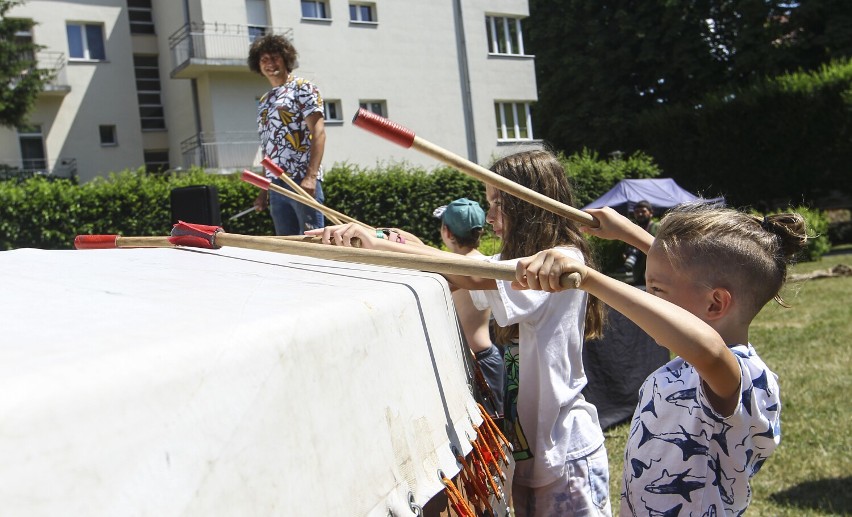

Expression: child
xmin=308 ymin=149 xmax=612 ymax=517
xmin=515 ymin=203 xmax=807 ymax=516
xmin=434 ymin=198 xmax=505 ymax=416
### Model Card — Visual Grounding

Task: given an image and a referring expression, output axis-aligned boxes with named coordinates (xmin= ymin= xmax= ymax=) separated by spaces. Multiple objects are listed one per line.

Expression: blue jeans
xmin=269 ymin=178 xmax=325 ymax=235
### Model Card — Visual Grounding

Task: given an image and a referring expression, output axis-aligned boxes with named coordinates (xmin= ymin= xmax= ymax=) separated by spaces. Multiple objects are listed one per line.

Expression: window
xmin=301 ymin=0 xmax=329 ymax=19
xmin=246 ymin=0 xmax=268 ymax=42
xmin=144 ymin=149 xmax=170 ymax=172
xmin=133 ymin=55 xmax=166 ymax=130
xmin=14 ymin=24 xmax=35 ymax=62
xmin=128 ymin=0 xmax=155 ymax=35
xmin=494 ymin=102 xmax=533 ymax=141
xmin=349 ymin=2 xmax=376 ymax=23
xmin=99 ymin=125 xmax=117 ymax=146
xmin=66 ymin=23 xmax=106 ymax=60
xmin=248 ymin=26 xmax=266 ymax=42
xmin=359 ymin=100 xmax=386 ymax=118
xmin=486 ymin=16 xmax=526 ymax=55
xmin=18 ymin=125 xmax=47 ymax=171
xmin=323 ymin=100 xmax=343 ymax=122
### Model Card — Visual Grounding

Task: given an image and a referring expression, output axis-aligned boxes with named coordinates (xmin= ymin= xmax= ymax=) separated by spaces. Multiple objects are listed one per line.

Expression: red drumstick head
xmin=352 ymin=108 xmax=416 ymax=149
xmin=260 ymin=157 xmax=285 ymax=177
xmin=169 ymin=221 xmax=221 ymax=248
xmin=74 ymin=234 xmax=119 ymax=249
xmin=241 ymin=169 xmax=272 ymax=190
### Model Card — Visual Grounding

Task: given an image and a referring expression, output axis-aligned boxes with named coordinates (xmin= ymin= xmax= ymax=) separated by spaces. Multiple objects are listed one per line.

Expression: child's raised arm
xmin=516 ymin=249 xmax=741 ymax=416
xmin=582 ymin=207 xmax=655 ymax=254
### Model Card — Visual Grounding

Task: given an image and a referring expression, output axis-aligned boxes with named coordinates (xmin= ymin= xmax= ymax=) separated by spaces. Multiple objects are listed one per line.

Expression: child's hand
xmin=305 ymin=223 xmax=377 ymax=248
xmin=582 ymin=207 xmax=655 ymax=253
xmin=581 ymin=207 xmax=635 ymax=241
xmin=513 ymin=250 xmax=588 ymax=292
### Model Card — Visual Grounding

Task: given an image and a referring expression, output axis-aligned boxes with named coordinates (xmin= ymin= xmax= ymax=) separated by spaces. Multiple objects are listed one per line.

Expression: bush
xmin=791 ymin=206 xmax=832 ymax=262
xmin=0 ymin=168 xmax=271 ymax=250
xmin=0 ymin=150 xmax=674 ymax=258
xmin=323 ymin=162 xmax=485 ymax=247
xmin=632 ymin=59 xmax=852 ymax=209
xmin=560 ymin=148 xmax=662 ymax=208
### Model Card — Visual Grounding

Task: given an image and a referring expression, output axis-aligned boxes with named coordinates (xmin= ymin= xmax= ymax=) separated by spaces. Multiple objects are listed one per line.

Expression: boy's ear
xmin=440 ymin=224 xmax=454 ymax=242
xmin=705 ymin=287 xmax=732 ymax=321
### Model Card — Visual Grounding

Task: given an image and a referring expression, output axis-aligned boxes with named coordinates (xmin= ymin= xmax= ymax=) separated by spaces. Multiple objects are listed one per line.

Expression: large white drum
xmin=0 ymin=246 xmax=509 ymax=516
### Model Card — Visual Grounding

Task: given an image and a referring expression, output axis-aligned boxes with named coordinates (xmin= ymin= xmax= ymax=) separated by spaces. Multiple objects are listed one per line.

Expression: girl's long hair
xmin=489 ymin=149 xmax=604 ymax=342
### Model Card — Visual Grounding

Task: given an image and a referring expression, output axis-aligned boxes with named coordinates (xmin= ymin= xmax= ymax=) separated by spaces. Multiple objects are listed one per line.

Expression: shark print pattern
xmin=620 ymin=344 xmax=780 ymax=516
xmin=257 ymin=76 xmax=324 ymax=183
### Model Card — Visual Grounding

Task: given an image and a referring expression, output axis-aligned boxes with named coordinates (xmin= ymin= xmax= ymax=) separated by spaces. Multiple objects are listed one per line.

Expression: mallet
xmin=258 ymin=157 xmax=344 ymax=225
xmin=241 ymin=170 xmax=371 ymax=229
xmin=351 ymin=108 xmax=599 ymax=228
xmin=73 ymin=232 xmax=351 ymax=250
xmin=168 ymin=221 xmax=581 ymax=288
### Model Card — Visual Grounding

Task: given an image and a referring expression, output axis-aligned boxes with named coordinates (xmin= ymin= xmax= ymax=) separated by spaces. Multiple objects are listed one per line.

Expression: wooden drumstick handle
xmin=74 ymin=233 xmax=352 ymax=249
xmin=352 ymin=108 xmax=599 ymax=228
xmin=259 ymin=157 xmax=344 ymax=225
xmin=242 ymin=170 xmax=373 ymax=230
xmin=170 ymin=227 xmax=582 ymax=289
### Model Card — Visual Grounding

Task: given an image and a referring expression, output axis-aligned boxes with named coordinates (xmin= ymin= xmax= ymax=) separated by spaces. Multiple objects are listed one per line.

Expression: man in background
xmin=623 ymin=199 xmax=660 ymax=286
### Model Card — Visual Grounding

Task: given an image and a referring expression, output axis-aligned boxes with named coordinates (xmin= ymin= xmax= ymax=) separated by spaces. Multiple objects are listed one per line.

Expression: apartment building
xmin=2 ymin=0 xmax=538 ymax=183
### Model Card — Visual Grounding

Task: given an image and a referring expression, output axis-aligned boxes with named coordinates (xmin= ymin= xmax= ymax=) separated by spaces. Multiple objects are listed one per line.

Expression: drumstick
xmin=241 ymin=170 xmax=371 ymax=229
xmin=351 ymin=108 xmax=599 ymax=228
xmin=73 ymin=233 xmax=349 ymax=249
xmin=168 ymin=221 xmax=582 ymax=288
xmin=258 ymin=157 xmax=344 ymax=225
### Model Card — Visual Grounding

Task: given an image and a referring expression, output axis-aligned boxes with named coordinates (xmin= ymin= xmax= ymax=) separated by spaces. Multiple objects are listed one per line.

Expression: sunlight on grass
xmin=604 ymin=252 xmax=852 ymax=516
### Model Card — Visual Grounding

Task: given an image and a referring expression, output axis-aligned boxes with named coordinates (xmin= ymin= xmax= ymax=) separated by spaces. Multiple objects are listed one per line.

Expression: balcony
xmin=180 ymin=132 xmax=259 ymax=173
xmin=0 ymin=157 xmax=77 ymax=181
xmin=168 ymin=22 xmax=293 ymax=79
xmin=38 ymin=51 xmax=71 ymax=96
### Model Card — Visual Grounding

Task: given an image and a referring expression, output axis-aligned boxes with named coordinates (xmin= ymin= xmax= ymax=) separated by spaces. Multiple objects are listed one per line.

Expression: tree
xmin=0 ymin=0 xmax=49 ymax=127
xmin=527 ymin=0 xmax=852 ymax=155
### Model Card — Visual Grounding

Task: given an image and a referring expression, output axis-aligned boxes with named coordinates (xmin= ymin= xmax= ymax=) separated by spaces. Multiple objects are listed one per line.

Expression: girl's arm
xmin=582 ymin=207 xmax=655 ymax=254
xmin=305 ymin=223 xmax=497 ymax=291
xmin=516 ymin=249 xmax=742 ymax=416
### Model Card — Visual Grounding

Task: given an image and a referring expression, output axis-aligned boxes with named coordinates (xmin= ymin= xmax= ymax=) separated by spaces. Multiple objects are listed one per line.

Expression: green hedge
xmin=631 ymin=59 xmax=852 ymax=209
xmin=322 ymin=162 xmax=485 ymax=246
xmin=0 ymin=169 xmax=271 ymax=250
xmin=2 ymin=153 xmax=829 ymax=264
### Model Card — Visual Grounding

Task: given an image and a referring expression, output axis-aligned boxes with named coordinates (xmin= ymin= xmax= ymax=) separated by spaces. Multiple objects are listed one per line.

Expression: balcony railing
xmin=168 ymin=22 xmax=293 ymax=78
xmin=0 ymin=157 xmax=77 ymax=181
xmin=180 ymin=132 xmax=259 ymax=173
xmin=37 ymin=51 xmax=71 ymax=94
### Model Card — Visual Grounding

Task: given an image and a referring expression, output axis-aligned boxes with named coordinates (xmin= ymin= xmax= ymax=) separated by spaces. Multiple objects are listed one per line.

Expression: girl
xmin=308 ymin=149 xmax=612 ymax=516
xmin=516 ymin=203 xmax=807 ymax=515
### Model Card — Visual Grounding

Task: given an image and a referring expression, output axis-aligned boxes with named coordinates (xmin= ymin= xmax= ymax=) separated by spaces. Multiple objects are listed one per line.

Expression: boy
xmin=515 ymin=203 xmax=807 ymax=515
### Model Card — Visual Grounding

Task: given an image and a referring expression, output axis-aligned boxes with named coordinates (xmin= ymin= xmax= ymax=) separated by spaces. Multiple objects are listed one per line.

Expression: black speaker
xmin=170 ymin=185 xmax=221 ymax=226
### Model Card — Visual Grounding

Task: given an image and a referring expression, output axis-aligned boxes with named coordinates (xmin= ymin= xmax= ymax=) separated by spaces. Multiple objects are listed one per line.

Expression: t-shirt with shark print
xmin=620 ymin=343 xmax=780 ymax=516
xmin=257 ymin=75 xmax=324 ymax=183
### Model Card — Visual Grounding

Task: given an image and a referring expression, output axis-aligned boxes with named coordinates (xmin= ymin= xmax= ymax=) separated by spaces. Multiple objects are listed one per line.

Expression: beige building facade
xmin=3 ymin=0 xmax=538 ymax=183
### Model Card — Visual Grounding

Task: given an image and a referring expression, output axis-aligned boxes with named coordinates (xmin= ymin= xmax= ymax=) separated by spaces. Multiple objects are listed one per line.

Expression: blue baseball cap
xmin=433 ymin=198 xmax=486 ymax=238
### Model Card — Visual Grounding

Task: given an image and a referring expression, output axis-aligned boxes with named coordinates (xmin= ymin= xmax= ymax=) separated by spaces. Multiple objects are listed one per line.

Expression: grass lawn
xmin=603 ymin=251 xmax=852 ymax=516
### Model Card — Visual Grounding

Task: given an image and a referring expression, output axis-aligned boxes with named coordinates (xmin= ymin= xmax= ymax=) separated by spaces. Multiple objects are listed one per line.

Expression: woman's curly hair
xmin=248 ymin=34 xmax=298 ymax=75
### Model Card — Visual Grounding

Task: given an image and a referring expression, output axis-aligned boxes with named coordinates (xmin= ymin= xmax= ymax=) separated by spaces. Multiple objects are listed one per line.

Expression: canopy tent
xmin=582 ymin=178 xmax=724 ymax=215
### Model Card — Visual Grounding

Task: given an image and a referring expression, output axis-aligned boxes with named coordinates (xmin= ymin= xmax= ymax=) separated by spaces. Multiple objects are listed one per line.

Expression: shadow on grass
xmin=770 ymin=476 xmax=852 ymax=514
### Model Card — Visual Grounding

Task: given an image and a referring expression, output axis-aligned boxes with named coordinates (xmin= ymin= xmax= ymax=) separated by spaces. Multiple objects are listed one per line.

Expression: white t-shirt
xmin=469 ymin=247 xmax=604 ymax=487
xmin=620 ymin=343 xmax=781 ymax=516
